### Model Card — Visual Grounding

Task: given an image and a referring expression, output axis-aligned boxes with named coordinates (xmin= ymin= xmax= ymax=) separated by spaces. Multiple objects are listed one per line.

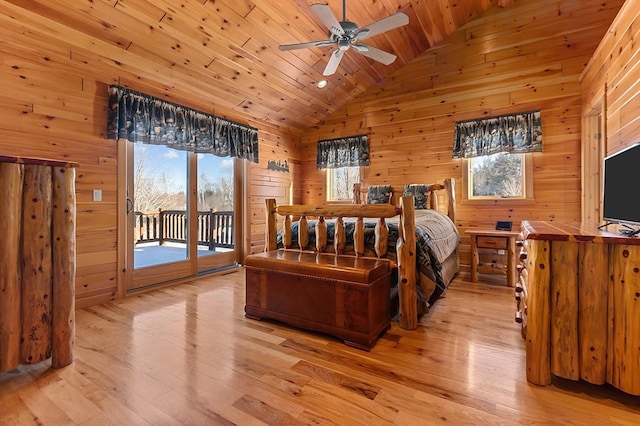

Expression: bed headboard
xmin=263 ymin=196 xmax=420 ymax=330
xmin=353 ymin=178 xmax=456 ymax=224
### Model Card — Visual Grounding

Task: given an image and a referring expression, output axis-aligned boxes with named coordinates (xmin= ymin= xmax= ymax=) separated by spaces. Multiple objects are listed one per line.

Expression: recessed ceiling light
xmin=316 ymin=80 xmax=328 ymax=89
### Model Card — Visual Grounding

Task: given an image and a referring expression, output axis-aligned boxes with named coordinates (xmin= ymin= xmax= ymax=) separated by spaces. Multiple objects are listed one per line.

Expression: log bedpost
xmin=265 ymin=198 xmax=278 ymax=251
xmin=444 ymin=178 xmax=456 ymax=223
xmin=51 ymin=166 xmax=76 ymax=368
xmin=353 ymin=183 xmax=362 ymax=204
xmin=0 ymin=163 xmax=24 ymax=372
xmin=397 ymin=196 xmax=417 ymax=330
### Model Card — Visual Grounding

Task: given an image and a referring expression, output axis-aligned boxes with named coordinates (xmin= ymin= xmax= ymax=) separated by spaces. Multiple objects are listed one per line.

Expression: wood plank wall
xmin=299 ymin=0 xmax=625 ymax=274
xmin=0 ymin=9 xmax=300 ymax=308
xmin=581 ymin=0 xmax=640 ymax=221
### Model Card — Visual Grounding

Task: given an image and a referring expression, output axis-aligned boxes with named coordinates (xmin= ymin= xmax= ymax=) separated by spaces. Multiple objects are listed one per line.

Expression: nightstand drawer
xmin=477 ymin=236 xmax=508 ymax=249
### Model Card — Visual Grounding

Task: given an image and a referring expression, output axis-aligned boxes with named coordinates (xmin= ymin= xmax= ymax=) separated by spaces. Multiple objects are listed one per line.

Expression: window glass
xmin=469 ymin=152 xmax=525 ymax=199
xmin=327 ymin=166 xmax=360 ymax=201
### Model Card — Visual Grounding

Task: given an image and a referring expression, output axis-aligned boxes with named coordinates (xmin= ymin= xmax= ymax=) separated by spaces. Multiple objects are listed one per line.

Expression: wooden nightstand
xmin=466 ymin=229 xmax=520 ymax=286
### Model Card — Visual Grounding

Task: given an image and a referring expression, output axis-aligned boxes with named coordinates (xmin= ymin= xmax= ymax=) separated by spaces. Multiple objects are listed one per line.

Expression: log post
xmin=578 ymin=242 xmax=608 ymax=385
xmin=51 ymin=166 xmax=76 ymax=368
xmin=428 ymin=189 xmax=438 ymax=210
xmin=0 ymin=163 xmax=24 ymax=373
xmin=374 ymin=218 xmax=388 ymax=258
xmin=158 ymin=208 xmax=165 ymax=246
xmin=550 ymin=240 xmax=579 ymax=380
xmin=20 ymin=165 xmax=53 ymax=365
xmin=334 ymin=217 xmax=346 ymax=254
xmin=316 ymin=216 xmax=327 ymax=253
xmin=354 ymin=217 xmax=364 ymax=256
xmin=397 ymin=196 xmax=417 ymax=330
xmin=298 ymin=216 xmax=309 ymax=249
xmin=353 ymin=183 xmax=361 ymax=204
xmin=526 ymin=239 xmax=551 ymax=385
xmin=208 ymin=209 xmax=215 ymax=251
xmin=265 ymin=199 xmax=277 ymax=251
xmin=608 ymin=243 xmax=640 ymax=395
xmin=283 ymin=215 xmax=292 ymax=248
xmin=444 ymin=178 xmax=456 ymax=223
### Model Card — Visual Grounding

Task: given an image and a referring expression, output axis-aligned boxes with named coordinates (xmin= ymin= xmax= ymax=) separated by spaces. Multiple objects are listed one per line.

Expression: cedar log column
xmin=0 ymin=156 xmax=77 ymax=373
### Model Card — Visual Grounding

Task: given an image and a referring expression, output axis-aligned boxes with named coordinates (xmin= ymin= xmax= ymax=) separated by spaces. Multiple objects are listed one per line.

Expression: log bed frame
xmin=261 ymin=178 xmax=457 ymax=330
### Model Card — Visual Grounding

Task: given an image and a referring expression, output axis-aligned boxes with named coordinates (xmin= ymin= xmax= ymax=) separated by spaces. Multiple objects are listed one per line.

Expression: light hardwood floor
xmin=1 ymin=270 xmax=640 ymax=425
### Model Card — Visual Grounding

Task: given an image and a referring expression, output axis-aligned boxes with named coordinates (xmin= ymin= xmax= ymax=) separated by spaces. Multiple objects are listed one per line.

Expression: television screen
xmin=603 ymin=143 xmax=640 ymax=226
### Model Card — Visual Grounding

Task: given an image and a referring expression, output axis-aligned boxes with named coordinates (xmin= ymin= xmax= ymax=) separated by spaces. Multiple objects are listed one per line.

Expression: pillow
xmin=366 ymin=185 xmax=392 ymax=204
xmin=403 ymin=184 xmax=430 ymax=209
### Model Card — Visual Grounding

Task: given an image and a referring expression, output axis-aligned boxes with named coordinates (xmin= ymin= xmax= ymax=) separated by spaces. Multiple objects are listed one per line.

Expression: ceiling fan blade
xmin=353 ymin=44 xmax=397 ymax=65
xmin=310 ymin=3 xmax=344 ymax=37
xmin=355 ymin=12 xmax=409 ymax=40
xmin=279 ymin=40 xmax=334 ymax=51
xmin=323 ymin=49 xmax=344 ymax=76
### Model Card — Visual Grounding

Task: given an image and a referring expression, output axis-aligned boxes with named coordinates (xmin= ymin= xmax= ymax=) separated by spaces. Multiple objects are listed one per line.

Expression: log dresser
xmin=516 ymin=220 xmax=640 ymax=395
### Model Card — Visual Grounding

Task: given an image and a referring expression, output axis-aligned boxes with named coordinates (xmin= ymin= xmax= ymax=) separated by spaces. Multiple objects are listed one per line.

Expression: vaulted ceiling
xmin=0 ymin=0 xmax=514 ymax=133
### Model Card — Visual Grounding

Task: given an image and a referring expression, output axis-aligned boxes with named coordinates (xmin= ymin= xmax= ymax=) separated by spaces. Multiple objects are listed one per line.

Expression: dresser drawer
xmin=477 ymin=236 xmax=508 ymax=249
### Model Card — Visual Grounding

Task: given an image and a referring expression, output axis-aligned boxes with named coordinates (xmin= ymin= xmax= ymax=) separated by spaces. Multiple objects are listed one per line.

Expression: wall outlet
xmin=92 ymin=189 xmax=102 ymax=202
xmin=498 ymin=249 xmax=506 ymax=255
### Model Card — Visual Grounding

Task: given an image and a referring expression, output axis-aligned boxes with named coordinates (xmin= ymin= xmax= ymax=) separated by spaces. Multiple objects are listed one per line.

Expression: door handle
xmin=126 ymin=197 xmax=134 ymax=214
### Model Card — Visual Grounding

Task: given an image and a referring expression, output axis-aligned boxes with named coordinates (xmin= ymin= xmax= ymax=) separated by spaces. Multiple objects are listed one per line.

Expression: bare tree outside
xmin=133 ymin=143 xmax=181 ymax=212
xmin=197 ymin=172 xmax=234 ymax=211
xmin=470 ymin=153 xmax=523 ymax=198
xmin=329 ymin=166 xmax=360 ymax=200
xmin=134 ymin=144 xmax=234 ymax=212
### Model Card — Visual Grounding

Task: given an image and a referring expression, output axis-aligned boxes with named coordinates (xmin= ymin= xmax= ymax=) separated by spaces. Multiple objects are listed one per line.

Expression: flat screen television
xmin=603 ymin=143 xmax=640 ymax=227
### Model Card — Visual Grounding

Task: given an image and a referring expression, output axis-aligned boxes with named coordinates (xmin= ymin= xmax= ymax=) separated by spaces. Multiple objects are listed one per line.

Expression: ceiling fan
xmin=279 ymin=1 xmax=409 ymax=76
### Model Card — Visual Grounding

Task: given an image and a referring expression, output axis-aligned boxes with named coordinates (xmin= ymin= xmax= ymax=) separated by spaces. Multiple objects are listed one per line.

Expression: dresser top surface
xmin=521 ymin=221 xmax=640 ymax=245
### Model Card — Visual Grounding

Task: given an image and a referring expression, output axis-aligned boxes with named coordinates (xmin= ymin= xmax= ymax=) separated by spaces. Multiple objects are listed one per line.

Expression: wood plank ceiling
xmin=0 ymin=0 xmax=513 ymax=133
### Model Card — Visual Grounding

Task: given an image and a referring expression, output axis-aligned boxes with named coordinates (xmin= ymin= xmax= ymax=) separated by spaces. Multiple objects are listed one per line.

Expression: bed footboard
xmin=259 ymin=196 xmax=418 ymax=329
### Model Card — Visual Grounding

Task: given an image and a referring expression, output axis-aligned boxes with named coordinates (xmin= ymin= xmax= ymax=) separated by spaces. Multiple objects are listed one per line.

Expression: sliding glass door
xmin=123 ymin=142 xmax=240 ymax=292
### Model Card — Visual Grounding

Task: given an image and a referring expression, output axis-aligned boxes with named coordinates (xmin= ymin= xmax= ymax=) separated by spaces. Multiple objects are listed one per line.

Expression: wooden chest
xmin=244 ymin=250 xmax=392 ymax=350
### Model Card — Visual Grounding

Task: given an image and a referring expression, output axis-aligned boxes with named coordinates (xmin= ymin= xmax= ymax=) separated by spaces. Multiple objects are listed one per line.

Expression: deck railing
xmin=134 ymin=209 xmax=234 ymax=251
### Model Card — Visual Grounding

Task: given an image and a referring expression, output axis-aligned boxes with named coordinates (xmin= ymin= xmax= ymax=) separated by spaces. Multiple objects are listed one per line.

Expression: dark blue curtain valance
xmin=452 ymin=110 xmax=542 ymax=159
xmin=107 ymin=85 xmax=259 ymax=163
xmin=316 ymin=135 xmax=370 ymax=169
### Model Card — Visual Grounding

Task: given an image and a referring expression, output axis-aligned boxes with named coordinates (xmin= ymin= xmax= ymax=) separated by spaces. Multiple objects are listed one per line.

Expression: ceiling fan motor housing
xmin=331 ymin=21 xmax=359 ymax=50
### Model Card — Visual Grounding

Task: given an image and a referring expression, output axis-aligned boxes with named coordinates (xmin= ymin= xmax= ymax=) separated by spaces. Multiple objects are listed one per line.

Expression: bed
xmin=266 ymin=178 xmax=460 ymax=320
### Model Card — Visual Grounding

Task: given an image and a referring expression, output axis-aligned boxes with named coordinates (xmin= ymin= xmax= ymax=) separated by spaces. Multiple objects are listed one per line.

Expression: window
xmin=327 ymin=166 xmax=360 ymax=201
xmin=467 ymin=152 xmax=531 ymax=200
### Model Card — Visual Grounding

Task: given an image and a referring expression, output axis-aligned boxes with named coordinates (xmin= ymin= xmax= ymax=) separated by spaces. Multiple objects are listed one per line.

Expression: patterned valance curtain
xmin=107 ymin=85 xmax=259 ymax=163
xmin=452 ymin=110 xmax=542 ymax=159
xmin=316 ymin=135 xmax=370 ymax=169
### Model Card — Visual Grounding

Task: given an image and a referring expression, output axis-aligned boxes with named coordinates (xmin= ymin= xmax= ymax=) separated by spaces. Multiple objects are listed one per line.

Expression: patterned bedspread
xmin=276 ymin=209 xmax=460 ymax=312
